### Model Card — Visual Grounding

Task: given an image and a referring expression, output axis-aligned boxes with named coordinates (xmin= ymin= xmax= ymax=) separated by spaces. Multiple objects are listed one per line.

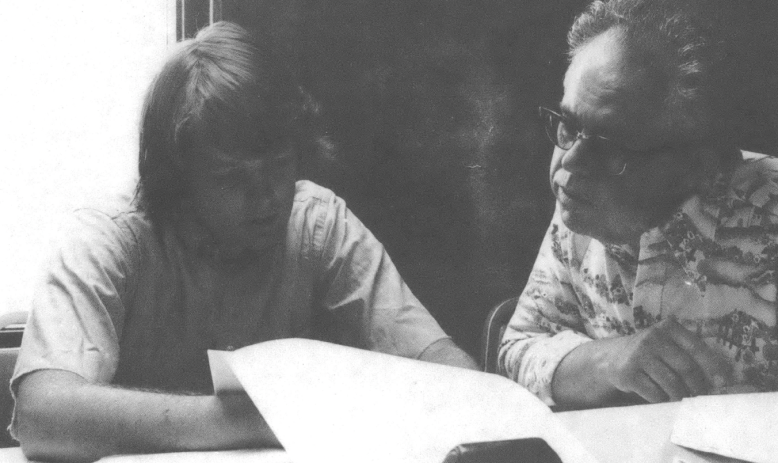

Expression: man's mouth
xmin=557 ymin=185 xmax=593 ymax=206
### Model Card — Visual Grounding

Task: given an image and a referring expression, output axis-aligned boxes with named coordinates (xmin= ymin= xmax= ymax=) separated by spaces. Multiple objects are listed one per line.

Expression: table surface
xmin=0 ymin=400 xmax=746 ymax=463
xmin=556 ymin=402 xmax=746 ymax=463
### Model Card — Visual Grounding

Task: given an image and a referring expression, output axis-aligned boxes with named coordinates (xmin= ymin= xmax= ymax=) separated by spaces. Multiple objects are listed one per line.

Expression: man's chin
xmin=560 ymin=204 xmax=647 ymax=247
xmin=559 ymin=207 xmax=594 ymax=236
xmin=559 ymin=206 xmax=618 ymax=244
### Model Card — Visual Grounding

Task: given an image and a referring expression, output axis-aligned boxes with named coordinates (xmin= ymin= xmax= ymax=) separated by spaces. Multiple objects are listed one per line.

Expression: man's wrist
xmin=550 ymin=338 xmax=625 ymax=409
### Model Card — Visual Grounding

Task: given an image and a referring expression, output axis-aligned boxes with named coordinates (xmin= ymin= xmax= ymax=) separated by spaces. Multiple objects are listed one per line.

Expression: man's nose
xmin=559 ymin=137 xmax=597 ymax=175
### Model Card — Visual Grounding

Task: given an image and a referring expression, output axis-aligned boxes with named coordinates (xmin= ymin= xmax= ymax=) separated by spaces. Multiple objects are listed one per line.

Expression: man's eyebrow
xmin=558 ymin=105 xmax=579 ymax=125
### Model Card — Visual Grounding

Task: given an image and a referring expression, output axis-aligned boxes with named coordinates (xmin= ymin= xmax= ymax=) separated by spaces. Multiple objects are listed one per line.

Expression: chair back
xmin=480 ymin=297 xmax=519 ymax=374
xmin=0 ymin=311 xmax=26 ymax=448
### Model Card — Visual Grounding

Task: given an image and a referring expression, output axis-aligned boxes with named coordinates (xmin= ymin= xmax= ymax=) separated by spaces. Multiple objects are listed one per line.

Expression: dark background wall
xmin=200 ymin=0 xmax=777 ymax=356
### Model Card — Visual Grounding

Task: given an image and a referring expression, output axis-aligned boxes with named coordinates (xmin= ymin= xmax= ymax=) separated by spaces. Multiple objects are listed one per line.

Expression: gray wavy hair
xmin=568 ymin=0 xmax=737 ymax=138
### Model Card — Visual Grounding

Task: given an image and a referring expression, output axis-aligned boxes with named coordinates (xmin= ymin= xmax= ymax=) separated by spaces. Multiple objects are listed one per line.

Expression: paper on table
xmin=99 ymin=449 xmax=291 ymax=463
xmin=208 ymin=347 xmax=242 ymax=393
xmin=670 ymin=392 xmax=778 ymax=463
xmin=208 ymin=338 xmax=600 ymax=463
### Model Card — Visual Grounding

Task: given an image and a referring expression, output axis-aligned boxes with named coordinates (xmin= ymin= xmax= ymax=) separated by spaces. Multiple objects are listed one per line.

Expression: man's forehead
xmin=565 ymin=31 xmax=628 ymax=92
xmin=561 ymin=29 xmax=671 ymax=136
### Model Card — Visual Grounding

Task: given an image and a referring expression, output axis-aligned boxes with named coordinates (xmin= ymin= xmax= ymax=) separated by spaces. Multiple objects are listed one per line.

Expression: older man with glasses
xmin=499 ymin=0 xmax=778 ymax=410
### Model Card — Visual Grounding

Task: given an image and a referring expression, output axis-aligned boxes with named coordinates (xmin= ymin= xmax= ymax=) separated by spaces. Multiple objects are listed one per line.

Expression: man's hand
xmin=601 ymin=318 xmax=732 ymax=402
xmin=552 ymin=318 xmax=733 ymax=409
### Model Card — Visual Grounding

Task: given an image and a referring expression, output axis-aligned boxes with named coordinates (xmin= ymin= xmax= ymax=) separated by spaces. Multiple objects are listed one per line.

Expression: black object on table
xmin=442 ymin=438 xmax=563 ymax=463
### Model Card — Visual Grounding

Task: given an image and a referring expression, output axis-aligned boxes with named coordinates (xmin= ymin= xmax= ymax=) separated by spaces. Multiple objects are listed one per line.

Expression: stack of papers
xmin=209 ymin=339 xmax=599 ymax=463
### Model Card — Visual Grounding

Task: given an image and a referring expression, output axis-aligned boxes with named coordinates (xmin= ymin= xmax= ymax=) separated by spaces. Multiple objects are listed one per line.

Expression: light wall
xmin=0 ymin=1 xmax=173 ymax=315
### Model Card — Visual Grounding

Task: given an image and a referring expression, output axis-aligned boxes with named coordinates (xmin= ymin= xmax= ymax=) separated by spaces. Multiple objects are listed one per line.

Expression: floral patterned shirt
xmin=499 ymin=152 xmax=778 ymax=405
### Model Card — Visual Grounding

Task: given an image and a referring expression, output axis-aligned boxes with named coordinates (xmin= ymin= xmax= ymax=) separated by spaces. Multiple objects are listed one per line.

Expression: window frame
xmin=177 ymin=0 xmax=222 ymax=40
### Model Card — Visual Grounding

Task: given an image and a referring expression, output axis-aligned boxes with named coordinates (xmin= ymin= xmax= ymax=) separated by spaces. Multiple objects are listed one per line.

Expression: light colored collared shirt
xmin=500 ymin=152 xmax=778 ymax=405
xmin=12 ymin=180 xmax=449 ymax=394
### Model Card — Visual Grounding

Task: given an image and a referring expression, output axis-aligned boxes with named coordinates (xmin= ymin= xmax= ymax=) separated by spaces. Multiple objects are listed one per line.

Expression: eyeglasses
xmin=538 ymin=106 xmax=676 ymax=176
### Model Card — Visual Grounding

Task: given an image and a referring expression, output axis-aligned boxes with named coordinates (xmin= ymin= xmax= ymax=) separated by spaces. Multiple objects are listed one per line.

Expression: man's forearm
xmin=15 ymin=370 xmax=280 ymax=462
xmin=418 ymin=338 xmax=480 ymax=370
xmin=553 ymin=318 xmax=735 ymax=409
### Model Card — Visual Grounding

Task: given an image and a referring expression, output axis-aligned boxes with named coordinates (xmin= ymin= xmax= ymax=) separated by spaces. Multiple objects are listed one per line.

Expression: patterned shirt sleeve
xmin=312 ymin=191 xmax=450 ymax=359
xmin=498 ymin=209 xmax=593 ymax=405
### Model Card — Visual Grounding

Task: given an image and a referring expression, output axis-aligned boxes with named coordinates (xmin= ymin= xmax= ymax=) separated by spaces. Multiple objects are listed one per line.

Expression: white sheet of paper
xmin=670 ymin=392 xmax=778 ymax=463
xmin=208 ymin=349 xmax=243 ymax=393
xmin=99 ymin=449 xmax=291 ymax=463
xmin=208 ymin=338 xmax=599 ymax=463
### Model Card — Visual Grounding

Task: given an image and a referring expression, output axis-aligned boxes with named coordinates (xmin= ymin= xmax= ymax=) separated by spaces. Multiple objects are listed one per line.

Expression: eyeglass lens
xmin=542 ymin=109 xmax=578 ymax=150
xmin=555 ymin=118 xmax=578 ymax=150
xmin=540 ymin=107 xmax=627 ymax=176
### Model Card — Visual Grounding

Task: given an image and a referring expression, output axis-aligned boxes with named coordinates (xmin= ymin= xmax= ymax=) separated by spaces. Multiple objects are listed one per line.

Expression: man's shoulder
xmin=37 ymin=198 xmax=157 ymax=284
xmin=741 ymin=150 xmax=776 ymax=164
xmin=73 ymin=207 xmax=150 ymax=236
xmin=293 ymin=180 xmax=337 ymax=205
xmin=62 ymin=197 xmax=154 ymax=252
xmin=678 ymin=150 xmax=778 ymax=241
xmin=291 ymin=180 xmax=345 ymax=221
xmin=734 ymin=150 xmax=778 ymax=183
xmin=725 ymin=150 xmax=778 ymax=216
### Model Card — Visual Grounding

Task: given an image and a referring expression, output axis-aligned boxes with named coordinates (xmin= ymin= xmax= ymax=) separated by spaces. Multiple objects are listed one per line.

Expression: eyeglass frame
xmin=537 ymin=106 xmax=687 ymax=176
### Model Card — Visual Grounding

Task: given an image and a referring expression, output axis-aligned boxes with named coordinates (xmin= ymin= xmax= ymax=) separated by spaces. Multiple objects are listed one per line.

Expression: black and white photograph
xmin=1 ymin=1 xmax=777 ymax=462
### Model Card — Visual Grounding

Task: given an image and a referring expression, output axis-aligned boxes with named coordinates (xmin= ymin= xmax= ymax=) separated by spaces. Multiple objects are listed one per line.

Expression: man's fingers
xmin=631 ymin=371 xmax=668 ymax=404
xmin=641 ymin=356 xmax=689 ymax=401
xmin=652 ymin=334 xmax=711 ymax=396
xmin=608 ymin=318 xmax=735 ymax=405
xmin=659 ymin=318 xmax=733 ymax=386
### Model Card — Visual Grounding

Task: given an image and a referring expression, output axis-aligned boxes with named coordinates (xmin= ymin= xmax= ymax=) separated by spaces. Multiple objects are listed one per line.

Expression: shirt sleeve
xmin=312 ymin=193 xmax=450 ymax=359
xmin=498 ymin=209 xmax=593 ymax=406
xmin=11 ymin=210 xmax=134 ymax=394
